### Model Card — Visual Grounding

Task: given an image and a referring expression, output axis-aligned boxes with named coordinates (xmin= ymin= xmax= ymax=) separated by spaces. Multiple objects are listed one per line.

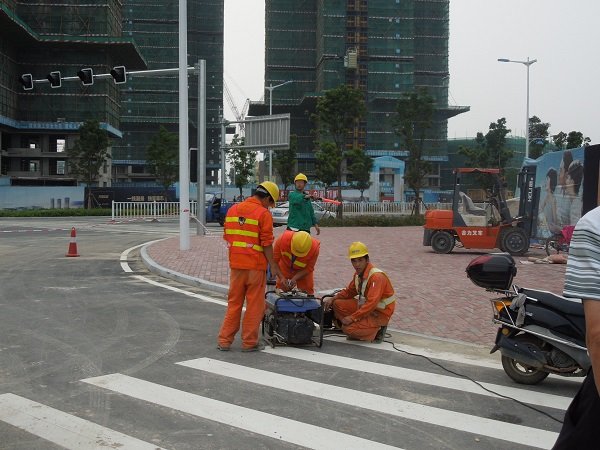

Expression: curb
xmin=140 ymin=244 xmax=230 ymax=295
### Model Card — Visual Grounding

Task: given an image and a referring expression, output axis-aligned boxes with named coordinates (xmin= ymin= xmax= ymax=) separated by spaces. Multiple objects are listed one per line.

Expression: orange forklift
xmin=423 ymin=167 xmax=539 ymax=255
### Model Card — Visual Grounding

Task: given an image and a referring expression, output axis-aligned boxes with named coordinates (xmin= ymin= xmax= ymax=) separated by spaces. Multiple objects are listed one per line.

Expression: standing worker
xmin=218 ymin=181 xmax=284 ymax=352
xmin=287 ymin=173 xmax=321 ymax=235
xmin=323 ymin=242 xmax=395 ymax=343
xmin=553 ymin=205 xmax=600 ymax=449
xmin=273 ymin=230 xmax=320 ymax=295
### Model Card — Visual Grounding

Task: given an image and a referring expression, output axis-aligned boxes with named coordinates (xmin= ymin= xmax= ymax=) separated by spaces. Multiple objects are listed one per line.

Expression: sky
xmin=224 ymin=0 xmax=600 ymax=144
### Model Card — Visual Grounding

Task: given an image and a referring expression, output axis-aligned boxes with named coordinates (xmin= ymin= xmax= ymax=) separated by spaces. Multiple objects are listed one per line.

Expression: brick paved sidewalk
xmin=145 ymin=226 xmax=567 ymax=345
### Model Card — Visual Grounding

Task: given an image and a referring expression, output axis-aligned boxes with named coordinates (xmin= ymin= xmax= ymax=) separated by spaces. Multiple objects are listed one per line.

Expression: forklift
xmin=423 ymin=167 xmax=539 ymax=255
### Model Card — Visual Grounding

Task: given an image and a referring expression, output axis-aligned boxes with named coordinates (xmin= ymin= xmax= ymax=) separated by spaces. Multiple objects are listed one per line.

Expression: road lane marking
xmin=177 ymin=357 xmax=558 ymax=449
xmin=81 ymin=373 xmax=400 ymax=450
xmin=260 ymin=347 xmax=571 ymax=410
xmin=0 ymin=393 xmax=165 ymax=450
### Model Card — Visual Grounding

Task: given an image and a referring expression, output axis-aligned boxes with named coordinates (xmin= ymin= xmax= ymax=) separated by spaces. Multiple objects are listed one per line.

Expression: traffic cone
xmin=65 ymin=227 xmax=80 ymax=257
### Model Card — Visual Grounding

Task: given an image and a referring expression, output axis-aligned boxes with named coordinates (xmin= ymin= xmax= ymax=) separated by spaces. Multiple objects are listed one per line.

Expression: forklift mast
xmin=516 ymin=165 xmax=540 ymax=238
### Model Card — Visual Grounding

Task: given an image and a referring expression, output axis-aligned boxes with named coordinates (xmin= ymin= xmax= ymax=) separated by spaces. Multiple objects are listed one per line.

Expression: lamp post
xmin=265 ymin=80 xmax=293 ymax=179
xmin=498 ymin=57 xmax=537 ymax=159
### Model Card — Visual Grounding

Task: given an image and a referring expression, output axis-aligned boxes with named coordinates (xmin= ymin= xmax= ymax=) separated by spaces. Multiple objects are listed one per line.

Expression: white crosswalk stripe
xmin=81 ymin=373 xmax=400 ymax=450
xmin=177 ymin=357 xmax=558 ymax=449
xmin=0 ymin=393 xmax=165 ymax=450
xmin=261 ymin=347 xmax=572 ymax=410
xmin=0 ymin=341 xmax=568 ymax=449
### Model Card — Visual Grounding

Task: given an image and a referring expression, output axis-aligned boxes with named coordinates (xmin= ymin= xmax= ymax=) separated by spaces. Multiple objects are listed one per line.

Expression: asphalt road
xmin=0 ymin=217 xmax=578 ymax=449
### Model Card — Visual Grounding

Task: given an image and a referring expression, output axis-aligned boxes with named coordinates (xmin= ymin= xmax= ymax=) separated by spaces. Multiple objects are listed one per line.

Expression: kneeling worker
xmin=273 ymin=230 xmax=320 ymax=295
xmin=323 ymin=242 xmax=395 ymax=342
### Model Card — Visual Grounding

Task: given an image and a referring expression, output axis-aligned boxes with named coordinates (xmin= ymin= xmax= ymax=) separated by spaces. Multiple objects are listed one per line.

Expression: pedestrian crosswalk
xmin=0 ymin=339 xmax=570 ymax=449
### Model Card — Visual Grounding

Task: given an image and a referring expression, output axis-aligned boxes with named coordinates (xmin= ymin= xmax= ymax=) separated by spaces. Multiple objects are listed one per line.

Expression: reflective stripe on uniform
xmin=231 ymin=241 xmax=264 ymax=252
xmin=225 ymin=229 xmax=259 ymax=238
xmin=377 ymin=296 xmax=395 ymax=309
xmin=355 ymin=267 xmax=396 ymax=309
xmin=281 ymin=251 xmax=307 ymax=268
xmin=225 ymin=216 xmax=259 ymax=225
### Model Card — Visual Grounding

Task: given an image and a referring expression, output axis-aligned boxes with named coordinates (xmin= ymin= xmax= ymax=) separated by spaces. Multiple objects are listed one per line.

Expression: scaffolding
xmin=113 ymin=0 xmax=224 ymax=185
xmin=255 ymin=0 xmax=466 ymax=175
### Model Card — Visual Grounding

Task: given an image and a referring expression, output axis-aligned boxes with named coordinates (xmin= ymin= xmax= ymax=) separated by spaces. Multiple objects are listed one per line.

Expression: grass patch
xmin=319 ymin=214 xmax=424 ymax=227
xmin=0 ymin=208 xmax=112 ymax=217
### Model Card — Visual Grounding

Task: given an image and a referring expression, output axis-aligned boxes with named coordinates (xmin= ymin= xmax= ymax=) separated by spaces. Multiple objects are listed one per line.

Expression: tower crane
xmin=223 ymin=80 xmax=250 ymax=135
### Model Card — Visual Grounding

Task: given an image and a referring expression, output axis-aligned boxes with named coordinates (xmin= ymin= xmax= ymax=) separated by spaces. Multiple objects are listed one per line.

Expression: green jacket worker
xmin=287 ymin=173 xmax=321 ymax=235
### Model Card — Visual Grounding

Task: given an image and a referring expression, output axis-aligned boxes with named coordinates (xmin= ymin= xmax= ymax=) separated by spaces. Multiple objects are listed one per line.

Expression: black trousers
xmin=553 ymin=369 xmax=600 ymax=449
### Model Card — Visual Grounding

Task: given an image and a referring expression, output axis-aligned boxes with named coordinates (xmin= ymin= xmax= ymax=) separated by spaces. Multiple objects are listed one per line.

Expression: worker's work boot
xmin=242 ymin=341 xmax=265 ymax=352
xmin=373 ymin=326 xmax=387 ymax=343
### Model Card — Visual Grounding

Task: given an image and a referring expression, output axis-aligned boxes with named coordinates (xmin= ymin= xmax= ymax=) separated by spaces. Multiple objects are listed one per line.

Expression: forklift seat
xmin=459 ymin=192 xmax=486 ymax=216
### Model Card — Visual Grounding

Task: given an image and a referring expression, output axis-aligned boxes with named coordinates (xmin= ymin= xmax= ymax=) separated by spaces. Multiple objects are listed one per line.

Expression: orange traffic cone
xmin=65 ymin=227 xmax=80 ymax=257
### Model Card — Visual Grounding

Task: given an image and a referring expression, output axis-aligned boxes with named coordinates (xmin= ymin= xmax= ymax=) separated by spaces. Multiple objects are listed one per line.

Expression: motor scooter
xmin=466 ymin=253 xmax=590 ymax=384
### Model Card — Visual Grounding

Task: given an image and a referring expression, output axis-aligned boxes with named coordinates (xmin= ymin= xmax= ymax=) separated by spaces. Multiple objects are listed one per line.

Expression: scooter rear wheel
xmin=501 ymin=355 xmax=549 ymax=385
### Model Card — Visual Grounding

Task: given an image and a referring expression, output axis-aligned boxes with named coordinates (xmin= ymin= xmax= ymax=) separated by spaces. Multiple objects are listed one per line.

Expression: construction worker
xmin=218 ymin=181 xmax=283 ymax=352
xmin=273 ymin=230 xmax=320 ymax=295
xmin=323 ymin=242 xmax=395 ymax=343
xmin=287 ymin=173 xmax=321 ymax=235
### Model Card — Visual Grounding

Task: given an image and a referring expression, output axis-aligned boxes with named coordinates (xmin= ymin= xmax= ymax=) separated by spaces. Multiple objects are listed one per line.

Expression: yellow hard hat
xmin=257 ymin=181 xmax=279 ymax=203
xmin=347 ymin=241 xmax=368 ymax=259
xmin=291 ymin=231 xmax=312 ymax=257
xmin=294 ymin=173 xmax=308 ymax=183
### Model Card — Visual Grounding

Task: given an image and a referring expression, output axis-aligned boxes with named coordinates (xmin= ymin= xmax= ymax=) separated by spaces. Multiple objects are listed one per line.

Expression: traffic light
xmin=77 ymin=68 xmax=94 ymax=86
xmin=110 ymin=66 xmax=126 ymax=84
xmin=47 ymin=71 xmax=61 ymax=88
xmin=19 ymin=74 xmax=33 ymax=90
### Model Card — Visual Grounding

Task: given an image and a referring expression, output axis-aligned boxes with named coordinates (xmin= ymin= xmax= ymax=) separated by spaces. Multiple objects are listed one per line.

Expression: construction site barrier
xmin=111 ymin=201 xmax=198 ymax=221
xmin=111 ymin=200 xmax=452 ymax=221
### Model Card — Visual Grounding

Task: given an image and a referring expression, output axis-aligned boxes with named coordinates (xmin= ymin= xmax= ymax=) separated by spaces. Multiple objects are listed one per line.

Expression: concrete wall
xmin=0 ymin=185 xmax=85 ymax=209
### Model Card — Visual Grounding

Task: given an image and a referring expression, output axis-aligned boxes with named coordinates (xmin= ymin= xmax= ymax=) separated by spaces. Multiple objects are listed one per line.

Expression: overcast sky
xmin=224 ymin=0 xmax=600 ymax=144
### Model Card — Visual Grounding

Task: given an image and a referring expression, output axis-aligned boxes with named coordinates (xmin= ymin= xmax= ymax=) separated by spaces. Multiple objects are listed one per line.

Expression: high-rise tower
xmin=250 ymin=0 xmax=468 ymax=190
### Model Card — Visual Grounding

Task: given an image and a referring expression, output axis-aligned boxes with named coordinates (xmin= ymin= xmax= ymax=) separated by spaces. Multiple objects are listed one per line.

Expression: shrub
xmin=319 ymin=214 xmax=424 ymax=227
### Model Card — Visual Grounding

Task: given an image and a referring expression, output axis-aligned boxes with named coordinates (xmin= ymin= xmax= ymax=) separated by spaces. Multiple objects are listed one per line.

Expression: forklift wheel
xmin=500 ymin=228 xmax=529 ymax=256
xmin=431 ymin=231 xmax=455 ymax=254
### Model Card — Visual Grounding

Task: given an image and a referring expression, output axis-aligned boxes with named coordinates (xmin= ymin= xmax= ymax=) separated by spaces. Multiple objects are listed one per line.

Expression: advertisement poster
xmin=526 ymin=147 xmax=585 ymax=239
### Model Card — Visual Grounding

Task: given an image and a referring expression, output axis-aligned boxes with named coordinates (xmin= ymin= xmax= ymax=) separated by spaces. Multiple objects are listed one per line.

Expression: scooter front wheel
xmin=501 ymin=355 xmax=549 ymax=385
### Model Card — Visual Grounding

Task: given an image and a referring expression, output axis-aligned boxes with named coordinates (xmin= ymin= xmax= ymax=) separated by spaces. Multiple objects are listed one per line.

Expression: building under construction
xmin=1 ymin=0 xmax=224 ymax=189
xmin=115 ymin=0 xmax=224 ymax=186
xmin=249 ymin=0 xmax=468 ymax=193
xmin=0 ymin=0 xmax=145 ymax=186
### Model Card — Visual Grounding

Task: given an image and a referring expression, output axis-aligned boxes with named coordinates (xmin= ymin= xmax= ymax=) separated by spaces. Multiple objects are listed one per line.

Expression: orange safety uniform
xmin=218 ymin=197 xmax=274 ymax=349
xmin=332 ymin=262 xmax=396 ymax=341
xmin=273 ymin=229 xmax=320 ymax=294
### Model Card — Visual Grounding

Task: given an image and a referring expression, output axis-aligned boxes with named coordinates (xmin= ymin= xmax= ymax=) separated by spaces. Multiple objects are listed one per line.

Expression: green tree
xmin=66 ymin=119 xmax=110 ymax=208
xmin=393 ymin=87 xmax=434 ymax=215
xmin=227 ymin=135 xmax=256 ymax=198
xmin=274 ymin=134 xmax=298 ymax=190
xmin=315 ymin=141 xmax=341 ymax=192
xmin=552 ymin=131 xmax=567 ymax=150
xmin=566 ymin=131 xmax=591 ymax=149
xmin=459 ymin=118 xmax=513 ymax=170
xmin=313 ymin=84 xmax=366 ymax=215
xmin=347 ymin=147 xmax=373 ymax=201
xmin=146 ymin=126 xmax=178 ymax=196
xmin=528 ymin=116 xmax=550 ymax=159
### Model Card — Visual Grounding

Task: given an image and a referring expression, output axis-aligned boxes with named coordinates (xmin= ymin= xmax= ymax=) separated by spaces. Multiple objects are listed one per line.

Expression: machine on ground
xmin=466 ymin=253 xmax=589 ymax=384
xmin=423 ymin=167 xmax=539 ymax=255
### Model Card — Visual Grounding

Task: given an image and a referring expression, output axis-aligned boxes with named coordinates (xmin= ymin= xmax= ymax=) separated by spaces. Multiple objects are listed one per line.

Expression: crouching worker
xmin=273 ymin=230 xmax=320 ymax=295
xmin=323 ymin=242 xmax=395 ymax=343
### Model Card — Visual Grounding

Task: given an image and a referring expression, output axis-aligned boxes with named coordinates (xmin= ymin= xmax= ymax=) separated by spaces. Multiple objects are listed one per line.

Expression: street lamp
xmin=265 ymin=80 xmax=293 ymax=179
xmin=498 ymin=57 xmax=537 ymax=159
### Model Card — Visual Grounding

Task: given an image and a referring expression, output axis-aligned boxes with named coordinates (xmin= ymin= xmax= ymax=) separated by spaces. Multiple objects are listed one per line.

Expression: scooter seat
xmin=519 ymin=288 xmax=584 ymax=316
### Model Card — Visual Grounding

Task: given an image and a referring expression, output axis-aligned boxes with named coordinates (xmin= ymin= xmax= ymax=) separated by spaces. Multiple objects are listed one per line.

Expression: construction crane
xmin=223 ymin=80 xmax=250 ymax=135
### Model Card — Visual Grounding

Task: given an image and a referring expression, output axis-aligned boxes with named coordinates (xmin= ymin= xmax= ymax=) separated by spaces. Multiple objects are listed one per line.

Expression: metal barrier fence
xmin=316 ymin=201 xmax=452 ymax=216
xmin=111 ymin=200 xmax=453 ymax=221
xmin=111 ymin=201 xmax=198 ymax=221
